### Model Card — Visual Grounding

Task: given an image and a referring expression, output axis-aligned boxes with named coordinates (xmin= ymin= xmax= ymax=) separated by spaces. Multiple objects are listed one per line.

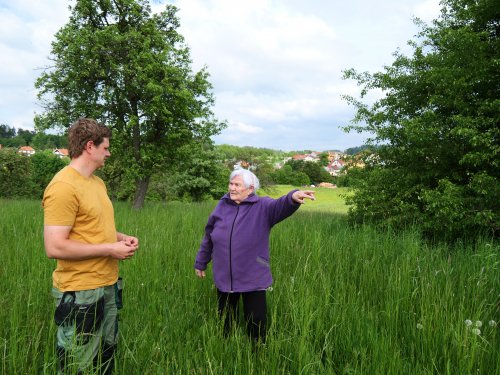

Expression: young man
xmin=43 ymin=118 xmax=139 ymax=374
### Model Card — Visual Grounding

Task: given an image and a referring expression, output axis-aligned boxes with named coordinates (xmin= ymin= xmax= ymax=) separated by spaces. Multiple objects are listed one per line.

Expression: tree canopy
xmin=342 ymin=0 xmax=499 ymax=240
xmin=35 ymin=0 xmax=225 ymax=208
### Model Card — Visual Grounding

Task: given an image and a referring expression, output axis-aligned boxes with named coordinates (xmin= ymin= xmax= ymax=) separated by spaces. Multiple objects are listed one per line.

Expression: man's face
xmin=90 ymin=137 xmax=111 ymax=168
xmin=228 ymin=175 xmax=253 ymax=204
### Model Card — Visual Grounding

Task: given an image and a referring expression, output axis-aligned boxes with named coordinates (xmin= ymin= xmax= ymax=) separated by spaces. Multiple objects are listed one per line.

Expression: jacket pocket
xmin=256 ymin=256 xmax=270 ymax=267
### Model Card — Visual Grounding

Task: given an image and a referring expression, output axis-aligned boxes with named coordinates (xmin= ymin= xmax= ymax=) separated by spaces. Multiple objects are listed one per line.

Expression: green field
xmin=0 ymin=191 xmax=498 ymax=374
xmin=261 ymin=186 xmax=350 ymax=214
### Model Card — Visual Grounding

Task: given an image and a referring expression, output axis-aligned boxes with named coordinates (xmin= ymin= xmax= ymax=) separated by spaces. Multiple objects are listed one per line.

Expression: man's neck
xmin=69 ymin=157 xmax=96 ymax=178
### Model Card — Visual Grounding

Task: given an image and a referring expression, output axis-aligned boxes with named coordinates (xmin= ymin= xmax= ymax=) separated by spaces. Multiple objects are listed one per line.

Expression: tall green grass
xmin=0 ymin=195 xmax=498 ymax=374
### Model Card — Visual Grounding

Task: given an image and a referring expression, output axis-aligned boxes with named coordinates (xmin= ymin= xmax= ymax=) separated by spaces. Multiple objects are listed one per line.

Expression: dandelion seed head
xmin=416 ymin=323 xmax=423 ymax=330
xmin=489 ymin=320 xmax=497 ymax=327
xmin=472 ymin=328 xmax=481 ymax=335
xmin=464 ymin=319 xmax=472 ymax=326
xmin=475 ymin=320 xmax=482 ymax=328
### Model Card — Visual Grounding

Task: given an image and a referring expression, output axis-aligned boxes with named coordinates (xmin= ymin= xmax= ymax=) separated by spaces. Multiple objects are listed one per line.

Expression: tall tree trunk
xmin=129 ymin=106 xmax=148 ymax=210
xmin=133 ymin=176 xmax=150 ymax=210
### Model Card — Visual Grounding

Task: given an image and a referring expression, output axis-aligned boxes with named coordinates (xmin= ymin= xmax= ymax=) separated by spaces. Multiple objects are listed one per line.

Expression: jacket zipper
xmin=228 ymin=205 xmax=239 ymax=292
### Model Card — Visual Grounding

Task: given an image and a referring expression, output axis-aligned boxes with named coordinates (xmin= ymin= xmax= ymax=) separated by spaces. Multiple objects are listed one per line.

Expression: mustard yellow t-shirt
xmin=42 ymin=166 xmax=119 ymax=291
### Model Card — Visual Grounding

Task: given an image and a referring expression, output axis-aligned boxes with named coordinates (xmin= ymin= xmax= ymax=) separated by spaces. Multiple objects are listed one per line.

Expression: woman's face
xmin=228 ymin=175 xmax=253 ymax=204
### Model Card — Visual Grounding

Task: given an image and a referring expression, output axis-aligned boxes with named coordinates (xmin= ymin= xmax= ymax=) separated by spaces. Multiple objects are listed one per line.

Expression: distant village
xmin=288 ymin=151 xmax=347 ymax=177
xmin=234 ymin=149 xmax=366 ymax=186
xmin=5 ymin=145 xmax=367 ymax=188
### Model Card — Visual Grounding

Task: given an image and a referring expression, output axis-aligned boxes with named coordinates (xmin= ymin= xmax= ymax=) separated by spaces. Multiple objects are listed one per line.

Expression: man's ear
xmin=84 ymin=140 xmax=94 ymax=152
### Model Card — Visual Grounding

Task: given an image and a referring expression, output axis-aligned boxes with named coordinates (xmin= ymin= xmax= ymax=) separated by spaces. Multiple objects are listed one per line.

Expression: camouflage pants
xmin=52 ymin=278 xmax=123 ymax=374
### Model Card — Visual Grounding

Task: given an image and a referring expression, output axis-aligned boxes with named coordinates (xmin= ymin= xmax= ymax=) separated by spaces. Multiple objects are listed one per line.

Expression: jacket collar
xmin=222 ymin=192 xmax=258 ymax=205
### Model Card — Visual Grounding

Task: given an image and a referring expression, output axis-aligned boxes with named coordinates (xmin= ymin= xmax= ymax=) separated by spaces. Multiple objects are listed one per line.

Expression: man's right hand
xmin=110 ymin=240 xmax=139 ymax=260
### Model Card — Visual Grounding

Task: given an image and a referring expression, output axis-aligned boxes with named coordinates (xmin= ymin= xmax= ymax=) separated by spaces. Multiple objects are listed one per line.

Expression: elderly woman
xmin=194 ymin=169 xmax=315 ymax=343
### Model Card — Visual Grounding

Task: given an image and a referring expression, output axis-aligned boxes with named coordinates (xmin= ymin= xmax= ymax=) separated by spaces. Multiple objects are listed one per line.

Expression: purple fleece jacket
xmin=194 ymin=190 xmax=300 ymax=292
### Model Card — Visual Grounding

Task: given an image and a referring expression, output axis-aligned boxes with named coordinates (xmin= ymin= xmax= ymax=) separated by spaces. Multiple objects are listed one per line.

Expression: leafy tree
xmin=344 ymin=144 xmax=376 ymax=155
xmin=35 ymin=0 xmax=225 ymax=209
xmin=215 ymin=144 xmax=284 ymax=169
xmin=165 ymin=143 xmax=229 ymax=202
xmin=286 ymin=160 xmax=332 ymax=185
xmin=253 ymin=160 xmax=276 ymax=188
xmin=97 ymin=155 xmax=136 ymax=201
xmin=318 ymin=152 xmax=330 ymax=166
xmin=271 ymin=165 xmax=310 ymax=186
xmin=0 ymin=124 xmax=16 ymax=138
xmin=342 ymin=0 xmax=499 ymax=240
xmin=30 ymin=151 xmax=68 ymax=198
xmin=17 ymin=129 xmax=36 ymax=145
xmin=31 ymin=132 xmax=67 ymax=150
xmin=0 ymin=136 xmax=25 ymax=148
xmin=0 ymin=149 xmax=35 ymax=198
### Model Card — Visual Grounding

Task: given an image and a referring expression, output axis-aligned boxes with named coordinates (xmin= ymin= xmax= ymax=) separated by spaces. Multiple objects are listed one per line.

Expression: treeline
xmin=0 ymin=124 xmax=67 ymax=149
xmin=0 ymin=142 xmax=347 ymax=201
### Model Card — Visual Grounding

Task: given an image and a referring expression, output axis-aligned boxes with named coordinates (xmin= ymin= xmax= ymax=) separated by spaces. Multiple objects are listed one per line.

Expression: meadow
xmin=0 ymin=187 xmax=498 ymax=374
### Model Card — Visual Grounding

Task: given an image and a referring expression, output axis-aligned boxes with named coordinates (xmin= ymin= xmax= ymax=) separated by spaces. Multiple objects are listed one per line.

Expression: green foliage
xmin=0 ymin=124 xmax=16 ymax=138
xmin=97 ymin=156 xmax=137 ymax=202
xmin=100 ymin=143 xmax=230 ymax=203
xmin=342 ymin=0 xmax=499 ymax=240
xmin=35 ymin=0 xmax=225 ymax=208
xmin=0 ymin=136 xmax=25 ymax=148
xmin=271 ymin=164 xmax=310 ymax=186
xmin=318 ymin=152 xmax=330 ymax=166
xmin=284 ymin=159 xmax=333 ymax=185
xmin=31 ymin=132 xmax=67 ymax=149
xmin=344 ymin=144 xmax=377 ymax=155
xmin=0 ymin=124 xmax=66 ymax=149
xmin=157 ymin=143 xmax=230 ymax=202
xmin=30 ymin=151 xmax=68 ymax=199
xmin=216 ymin=144 xmax=286 ymax=165
xmin=0 ymin=150 xmax=35 ymax=198
xmin=0 ymin=149 xmax=68 ymax=199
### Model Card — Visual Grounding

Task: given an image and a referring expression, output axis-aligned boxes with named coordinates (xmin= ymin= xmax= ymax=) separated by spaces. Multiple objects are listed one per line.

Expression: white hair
xmin=230 ymin=169 xmax=260 ymax=191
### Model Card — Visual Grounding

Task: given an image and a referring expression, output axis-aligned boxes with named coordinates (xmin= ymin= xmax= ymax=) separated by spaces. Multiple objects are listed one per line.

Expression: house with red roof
xmin=18 ymin=146 xmax=35 ymax=156
xmin=53 ymin=148 xmax=69 ymax=158
xmin=325 ymin=159 xmax=345 ymax=176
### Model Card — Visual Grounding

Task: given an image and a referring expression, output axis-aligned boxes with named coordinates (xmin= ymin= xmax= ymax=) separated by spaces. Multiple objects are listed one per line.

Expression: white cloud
xmin=1 ymin=0 xmax=441 ymax=150
xmin=413 ymin=0 xmax=442 ymax=23
xmin=229 ymin=122 xmax=264 ymax=134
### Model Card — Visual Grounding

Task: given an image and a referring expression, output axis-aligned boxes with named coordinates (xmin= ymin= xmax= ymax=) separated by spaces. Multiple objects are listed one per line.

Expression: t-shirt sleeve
xmin=43 ymin=181 xmax=78 ymax=226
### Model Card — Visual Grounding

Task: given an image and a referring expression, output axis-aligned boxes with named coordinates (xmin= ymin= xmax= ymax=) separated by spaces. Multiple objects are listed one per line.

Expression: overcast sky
xmin=0 ymin=0 xmax=441 ymax=151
